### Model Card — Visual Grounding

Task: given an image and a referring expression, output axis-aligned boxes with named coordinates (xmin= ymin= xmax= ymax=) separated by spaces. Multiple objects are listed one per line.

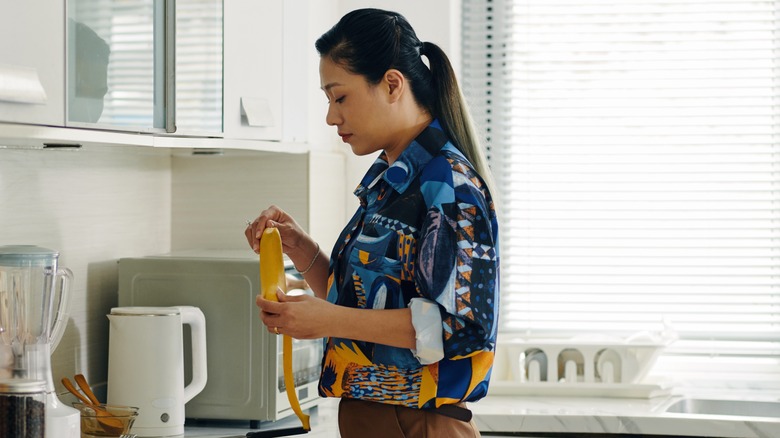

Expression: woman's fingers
xmin=255 ymin=291 xmax=325 ymax=339
xmin=245 ymin=205 xmax=285 ymax=252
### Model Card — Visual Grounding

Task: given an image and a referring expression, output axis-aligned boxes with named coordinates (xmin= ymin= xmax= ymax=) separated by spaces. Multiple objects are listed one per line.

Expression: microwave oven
xmin=117 ymin=250 xmax=323 ymax=426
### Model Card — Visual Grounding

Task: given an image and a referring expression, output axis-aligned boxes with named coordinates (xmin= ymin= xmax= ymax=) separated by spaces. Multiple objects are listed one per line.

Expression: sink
xmin=665 ymin=398 xmax=780 ymax=418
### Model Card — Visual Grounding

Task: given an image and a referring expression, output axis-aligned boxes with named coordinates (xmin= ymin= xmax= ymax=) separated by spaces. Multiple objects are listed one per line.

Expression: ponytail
xmin=422 ymin=41 xmax=496 ymax=193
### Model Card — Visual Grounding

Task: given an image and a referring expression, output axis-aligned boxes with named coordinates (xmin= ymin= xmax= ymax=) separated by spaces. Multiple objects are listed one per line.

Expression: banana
xmin=258 ymin=227 xmax=311 ymax=431
xmin=259 ymin=227 xmax=287 ymax=300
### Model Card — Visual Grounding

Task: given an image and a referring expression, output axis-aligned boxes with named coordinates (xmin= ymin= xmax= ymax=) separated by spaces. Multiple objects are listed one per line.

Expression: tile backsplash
xmin=170 ymin=149 xmax=308 ymax=251
xmin=0 ymin=144 xmax=311 ymax=399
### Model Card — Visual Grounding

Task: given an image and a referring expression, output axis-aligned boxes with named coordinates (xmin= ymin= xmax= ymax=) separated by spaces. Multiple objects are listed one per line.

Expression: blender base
xmin=46 ymin=391 xmax=80 ymax=438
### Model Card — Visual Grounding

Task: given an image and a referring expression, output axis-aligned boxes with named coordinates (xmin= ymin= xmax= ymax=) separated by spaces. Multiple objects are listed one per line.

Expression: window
xmin=462 ymin=0 xmax=780 ymax=387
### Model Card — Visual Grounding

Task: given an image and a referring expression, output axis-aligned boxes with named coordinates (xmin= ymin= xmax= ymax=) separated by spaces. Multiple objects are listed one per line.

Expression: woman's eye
xmin=324 ymin=95 xmax=345 ymax=105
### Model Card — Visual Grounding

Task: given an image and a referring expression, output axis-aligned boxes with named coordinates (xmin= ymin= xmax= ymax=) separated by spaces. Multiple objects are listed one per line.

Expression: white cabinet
xmin=0 ymin=0 xmax=313 ymax=152
xmin=223 ymin=0 xmax=308 ymax=143
xmin=0 ymin=0 xmax=65 ymax=126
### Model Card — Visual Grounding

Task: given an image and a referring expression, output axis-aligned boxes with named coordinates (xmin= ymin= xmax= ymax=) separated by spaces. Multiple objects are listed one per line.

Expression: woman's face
xmin=319 ymin=57 xmax=395 ymax=158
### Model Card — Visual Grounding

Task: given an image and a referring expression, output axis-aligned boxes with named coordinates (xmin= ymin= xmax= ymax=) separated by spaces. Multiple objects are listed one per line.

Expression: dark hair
xmin=315 ymin=8 xmax=493 ymax=188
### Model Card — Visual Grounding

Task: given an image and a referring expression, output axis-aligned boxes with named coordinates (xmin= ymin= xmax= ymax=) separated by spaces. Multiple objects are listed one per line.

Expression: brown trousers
xmin=338 ymin=398 xmax=482 ymax=438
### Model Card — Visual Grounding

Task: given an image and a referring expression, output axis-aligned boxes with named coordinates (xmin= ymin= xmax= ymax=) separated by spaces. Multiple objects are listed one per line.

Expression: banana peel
xmin=258 ymin=227 xmax=311 ymax=433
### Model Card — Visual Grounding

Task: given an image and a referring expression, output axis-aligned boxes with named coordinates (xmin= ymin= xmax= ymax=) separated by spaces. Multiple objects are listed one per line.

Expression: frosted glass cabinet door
xmin=67 ymin=0 xmax=163 ymax=131
xmin=174 ymin=0 xmax=223 ymax=135
xmin=0 ymin=1 xmax=65 ymax=126
xmin=67 ymin=0 xmax=222 ymax=135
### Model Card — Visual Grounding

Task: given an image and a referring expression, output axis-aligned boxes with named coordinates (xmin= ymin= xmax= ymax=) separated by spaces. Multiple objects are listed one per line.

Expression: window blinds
xmin=462 ymin=0 xmax=780 ymax=384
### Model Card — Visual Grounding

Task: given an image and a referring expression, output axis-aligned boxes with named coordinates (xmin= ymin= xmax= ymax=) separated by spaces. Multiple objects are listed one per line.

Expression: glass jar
xmin=0 ymin=378 xmax=46 ymax=438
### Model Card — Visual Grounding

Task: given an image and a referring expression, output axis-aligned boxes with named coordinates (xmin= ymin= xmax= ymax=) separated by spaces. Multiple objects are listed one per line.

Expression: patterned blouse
xmin=318 ymin=120 xmax=500 ymax=409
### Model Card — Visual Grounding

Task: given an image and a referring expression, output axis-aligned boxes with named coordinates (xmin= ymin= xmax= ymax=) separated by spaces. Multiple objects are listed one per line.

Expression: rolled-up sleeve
xmin=409 ymin=297 xmax=445 ymax=364
xmin=415 ymin=166 xmax=499 ymax=359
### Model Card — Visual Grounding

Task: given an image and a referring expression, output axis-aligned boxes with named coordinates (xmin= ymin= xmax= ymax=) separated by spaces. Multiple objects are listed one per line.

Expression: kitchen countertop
xmin=472 ymin=384 xmax=780 ymax=438
xmin=182 ymin=388 xmax=780 ymax=438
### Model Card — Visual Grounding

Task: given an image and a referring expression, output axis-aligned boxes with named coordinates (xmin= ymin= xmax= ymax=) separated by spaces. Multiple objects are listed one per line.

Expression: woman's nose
xmin=325 ymin=104 xmax=340 ymax=126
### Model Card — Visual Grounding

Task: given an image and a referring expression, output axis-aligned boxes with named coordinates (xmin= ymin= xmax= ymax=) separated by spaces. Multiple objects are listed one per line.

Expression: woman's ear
xmin=384 ymin=69 xmax=405 ymax=103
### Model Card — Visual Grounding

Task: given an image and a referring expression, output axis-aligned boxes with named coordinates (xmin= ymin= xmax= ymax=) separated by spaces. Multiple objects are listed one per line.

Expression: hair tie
xmin=420 ymin=41 xmax=429 ymax=57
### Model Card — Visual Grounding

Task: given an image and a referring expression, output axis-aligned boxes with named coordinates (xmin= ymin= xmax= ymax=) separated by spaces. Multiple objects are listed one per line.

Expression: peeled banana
xmin=258 ymin=227 xmax=311 ymax=432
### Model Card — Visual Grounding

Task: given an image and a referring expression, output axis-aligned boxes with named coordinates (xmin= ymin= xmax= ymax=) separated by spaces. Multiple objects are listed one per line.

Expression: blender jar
xmin=0 ymin=245 xmax=79 ymax=438
xmin=0 ymin=245 xmax=72 ymax=374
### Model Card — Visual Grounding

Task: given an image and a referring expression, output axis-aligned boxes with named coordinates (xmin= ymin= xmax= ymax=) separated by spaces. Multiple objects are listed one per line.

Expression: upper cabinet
xmin=0 ymin=0 xmax=65 ymax=126
xmin=67 ymin=0 xmax=223 ymax=136
xmin=223 ymin=0 xmax=308 ymax=143
xmin=0 ymin=0 xmax=310 ymax=151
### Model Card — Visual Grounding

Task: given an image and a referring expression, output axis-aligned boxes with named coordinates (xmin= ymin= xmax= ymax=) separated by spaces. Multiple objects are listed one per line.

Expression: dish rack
xmin=498 ymin=331 xmax=677 ymax=386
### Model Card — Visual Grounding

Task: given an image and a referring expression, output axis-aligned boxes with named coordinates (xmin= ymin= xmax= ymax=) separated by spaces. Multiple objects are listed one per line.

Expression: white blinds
xmin=462 ymin=0 xmax=780 ymax=383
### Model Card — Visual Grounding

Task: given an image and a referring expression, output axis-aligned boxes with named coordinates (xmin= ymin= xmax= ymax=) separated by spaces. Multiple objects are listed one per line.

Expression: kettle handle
xmin=177 ymin=306 xmax=208 ymax=403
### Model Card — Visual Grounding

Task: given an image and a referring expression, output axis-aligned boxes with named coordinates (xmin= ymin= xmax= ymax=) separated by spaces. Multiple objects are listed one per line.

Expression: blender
xmin=0 ymin=245 xmax=80 ymax=437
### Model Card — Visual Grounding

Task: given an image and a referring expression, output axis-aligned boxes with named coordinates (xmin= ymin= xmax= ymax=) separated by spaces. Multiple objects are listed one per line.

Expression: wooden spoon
xmin=74 ymin=374 xmax=101 ymax=406
xmin=61 ymin=376 xmax=95 ymax=406
xmin=61 ymin=377 xmax=126 ymax=435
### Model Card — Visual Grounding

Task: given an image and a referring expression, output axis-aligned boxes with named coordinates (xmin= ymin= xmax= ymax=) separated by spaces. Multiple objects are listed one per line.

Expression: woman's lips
xmin=339 ymin=133 xmax=352 ymax=142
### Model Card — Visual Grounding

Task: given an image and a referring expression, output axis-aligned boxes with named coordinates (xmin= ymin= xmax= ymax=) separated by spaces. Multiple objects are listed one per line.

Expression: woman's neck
xmin=384 ymin=112 xmax=433 ymax=165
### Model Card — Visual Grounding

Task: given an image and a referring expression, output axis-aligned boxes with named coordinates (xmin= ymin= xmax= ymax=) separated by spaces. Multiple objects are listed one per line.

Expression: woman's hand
xmin=256 ymin=289 xmax=335 ymax=339
xmin=246 ymin=204 xmax=329 ymax=298
xmin=245 ymin=205 xmax=307 ymax=256
xmin=257 ymin=288 xmax=417 ymax=349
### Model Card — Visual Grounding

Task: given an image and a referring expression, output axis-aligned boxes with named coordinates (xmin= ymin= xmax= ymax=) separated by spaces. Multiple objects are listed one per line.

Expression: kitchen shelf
xmin=0 ymin=123 xmax=308 ymax=153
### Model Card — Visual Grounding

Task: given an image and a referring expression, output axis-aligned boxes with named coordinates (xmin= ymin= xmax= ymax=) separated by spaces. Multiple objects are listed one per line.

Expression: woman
xmin=245 ymin=8 xmax=499 ymax=438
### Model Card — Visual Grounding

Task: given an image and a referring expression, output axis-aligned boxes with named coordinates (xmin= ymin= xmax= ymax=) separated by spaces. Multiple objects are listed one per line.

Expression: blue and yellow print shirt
xmin=318 ymin=121 xmax=500 ymax=409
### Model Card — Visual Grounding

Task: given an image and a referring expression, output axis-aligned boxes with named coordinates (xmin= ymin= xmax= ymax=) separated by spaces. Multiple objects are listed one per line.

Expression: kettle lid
xmin=110 ymin=306 xmax=181 ymax=317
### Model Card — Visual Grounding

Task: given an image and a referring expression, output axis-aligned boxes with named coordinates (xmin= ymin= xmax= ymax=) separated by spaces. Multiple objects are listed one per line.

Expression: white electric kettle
xmin=107 ymin=306 xmax=207 ymax=437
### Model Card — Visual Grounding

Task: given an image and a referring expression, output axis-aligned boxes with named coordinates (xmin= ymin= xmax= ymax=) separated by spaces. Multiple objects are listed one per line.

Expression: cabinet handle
xmin=164 ymin=0 xmax=176 ymax=133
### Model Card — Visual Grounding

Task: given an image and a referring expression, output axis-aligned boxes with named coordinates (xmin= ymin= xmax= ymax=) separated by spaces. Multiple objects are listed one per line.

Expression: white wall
xmin=0 ymin=145 xmax=172 ymax=391
xmin=170 ymin=150 xmax=309 ymax=251
xmin=338 ymin=0 xmax=461 ymax=70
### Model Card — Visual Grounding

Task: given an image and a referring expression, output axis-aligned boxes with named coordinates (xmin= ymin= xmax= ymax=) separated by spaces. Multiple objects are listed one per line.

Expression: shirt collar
xmin=354 ymin=120 xmax=449 ymax=202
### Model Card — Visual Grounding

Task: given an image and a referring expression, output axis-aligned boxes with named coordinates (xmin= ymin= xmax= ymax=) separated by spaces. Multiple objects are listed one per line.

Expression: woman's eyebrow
xmin=321 ymin=82 xmax=342 ymax=92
